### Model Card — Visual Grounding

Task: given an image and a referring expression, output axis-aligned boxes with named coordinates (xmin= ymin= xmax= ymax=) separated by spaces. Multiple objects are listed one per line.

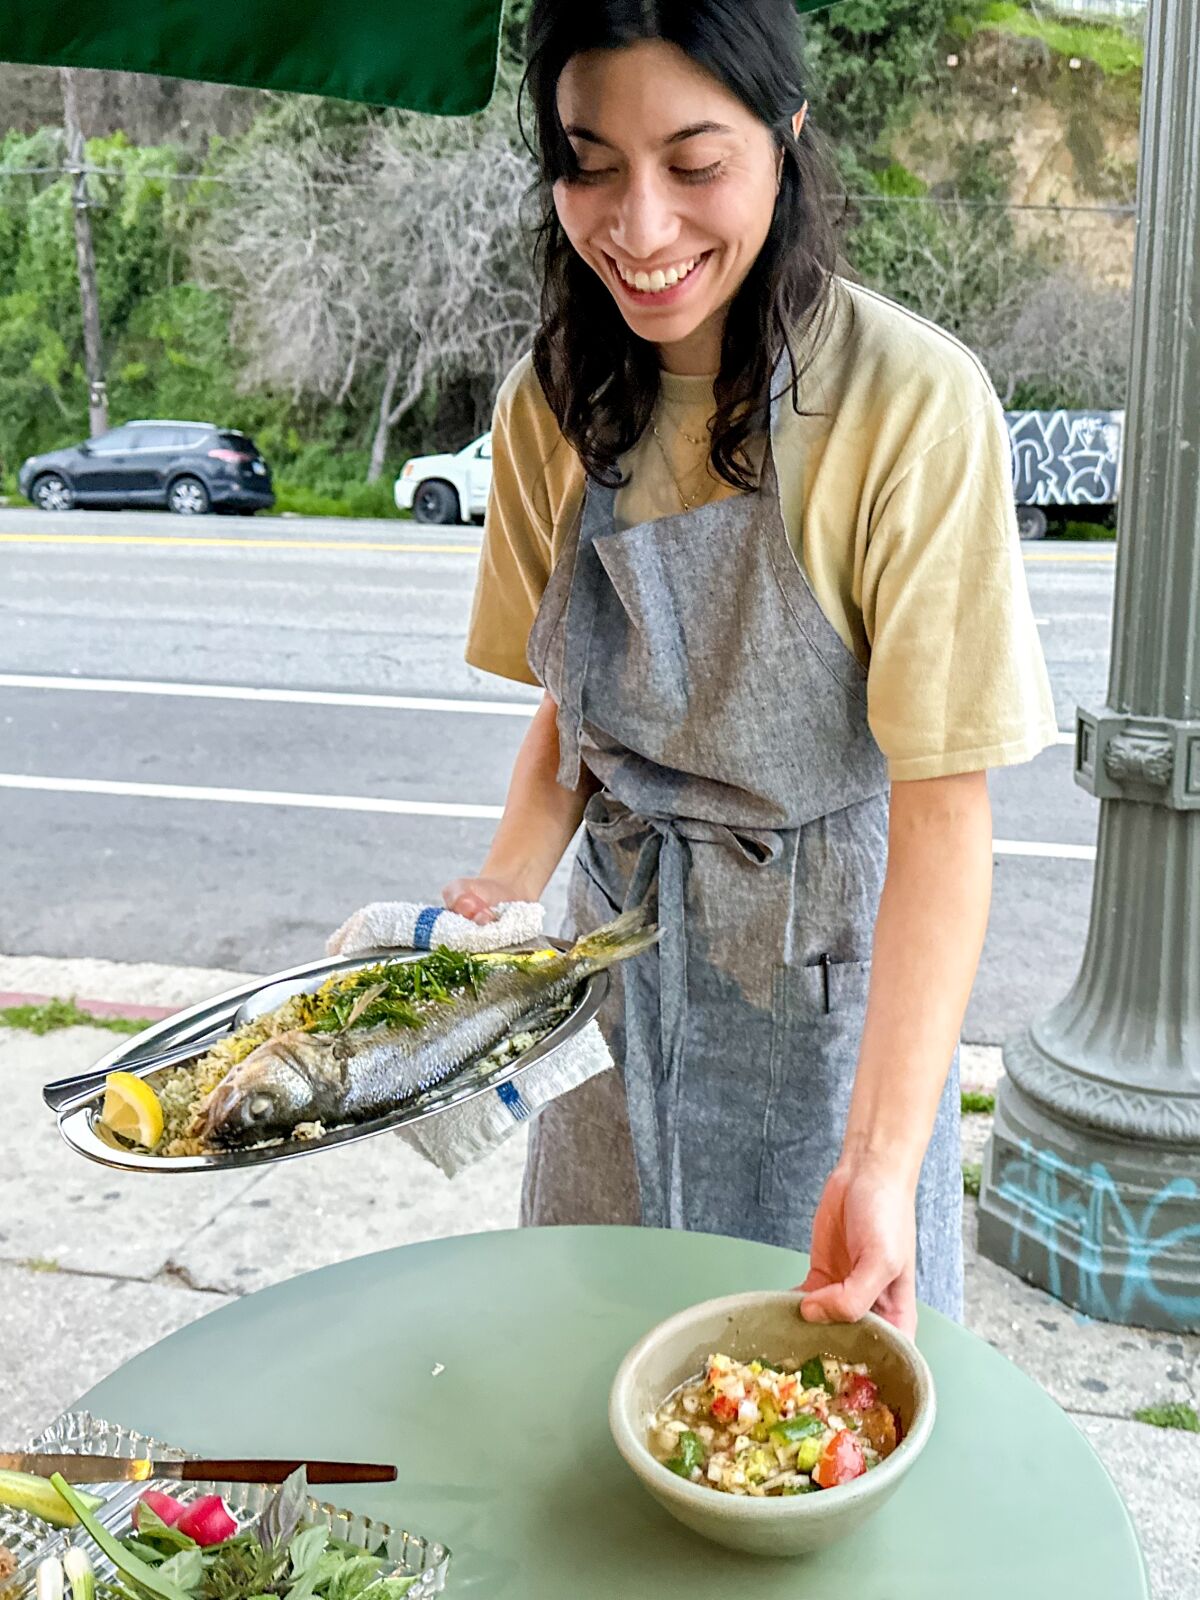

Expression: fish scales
xmin=195 ymin=910 xmax=659 ymax=1149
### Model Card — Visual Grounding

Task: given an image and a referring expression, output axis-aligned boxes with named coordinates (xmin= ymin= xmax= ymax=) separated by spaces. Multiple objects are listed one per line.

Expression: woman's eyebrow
xmin=563 ymin=120 xmax=734 ymax=148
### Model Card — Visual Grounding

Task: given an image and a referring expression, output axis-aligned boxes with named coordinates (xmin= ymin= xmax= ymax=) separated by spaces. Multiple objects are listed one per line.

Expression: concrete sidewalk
xmin=1 ymin=952 xmax=1198 ymax=1598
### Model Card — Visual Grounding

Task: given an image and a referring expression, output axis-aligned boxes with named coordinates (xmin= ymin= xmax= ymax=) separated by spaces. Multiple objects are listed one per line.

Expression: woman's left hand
xmin=796 ymin=1155 xmax=918 ymax=1337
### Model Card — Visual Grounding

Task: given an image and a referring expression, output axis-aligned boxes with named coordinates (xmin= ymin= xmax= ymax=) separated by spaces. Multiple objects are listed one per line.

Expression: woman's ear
xmin=778 ymin=101 xmax=809 ymax=189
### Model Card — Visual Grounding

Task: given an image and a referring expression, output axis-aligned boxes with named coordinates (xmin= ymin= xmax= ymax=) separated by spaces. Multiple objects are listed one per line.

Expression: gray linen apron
xmin=519 ymin=392 xmax=964 ymax=1319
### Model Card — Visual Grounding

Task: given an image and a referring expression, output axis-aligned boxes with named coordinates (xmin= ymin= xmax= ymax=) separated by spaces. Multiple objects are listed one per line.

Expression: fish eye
xmin=246 ymin=1094 xmax=275 ymax=1123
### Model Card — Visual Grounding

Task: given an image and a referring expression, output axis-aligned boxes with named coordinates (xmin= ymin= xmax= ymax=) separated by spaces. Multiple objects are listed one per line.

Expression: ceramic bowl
xmin=609 ymin=1290 xmax=935 ymax=1557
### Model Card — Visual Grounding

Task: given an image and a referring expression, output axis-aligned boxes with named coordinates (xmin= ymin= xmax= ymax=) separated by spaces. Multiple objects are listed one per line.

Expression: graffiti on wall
xmin=996 ymin=1139 xmax=1200 ymax=1327
xmin=1004 ymin=409 xmax=1124 ymax=508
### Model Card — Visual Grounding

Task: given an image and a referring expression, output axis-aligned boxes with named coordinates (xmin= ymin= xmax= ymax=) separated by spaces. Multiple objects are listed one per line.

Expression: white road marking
xmin=0 ymin=673 xmax=538 ymax=719
xmin=0 ymin=678 xmax=1081 ymax=750
xmin=0 ymin=771 xmax=1098 ymax=858
xmin=993 ymin=838 xmax=1095 ymax=861
xmin=0 ymin=774 xmax=504 ymax=819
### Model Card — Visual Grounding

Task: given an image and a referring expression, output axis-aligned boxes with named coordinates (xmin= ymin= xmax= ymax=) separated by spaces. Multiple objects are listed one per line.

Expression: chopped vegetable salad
xmin=649 ymin=1352 xmax=899 ymax=1496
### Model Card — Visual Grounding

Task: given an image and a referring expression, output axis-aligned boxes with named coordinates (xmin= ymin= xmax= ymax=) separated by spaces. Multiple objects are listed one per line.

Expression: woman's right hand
xmin=442 ymin=875 xmax=526 ymax=925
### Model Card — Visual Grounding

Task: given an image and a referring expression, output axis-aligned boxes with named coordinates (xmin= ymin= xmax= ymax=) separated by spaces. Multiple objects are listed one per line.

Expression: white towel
xmin=325 ymin=899 xmax=612 ymax=1178
xmin=327 ymin=899 xmax=544 ymax=957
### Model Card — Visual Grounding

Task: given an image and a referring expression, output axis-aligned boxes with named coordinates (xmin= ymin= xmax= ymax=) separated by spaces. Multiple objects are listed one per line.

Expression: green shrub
xmin=270 ymin=479 xmax=409 ymax=520
xmin=976 ymin=2 xmax=1144 ymax=76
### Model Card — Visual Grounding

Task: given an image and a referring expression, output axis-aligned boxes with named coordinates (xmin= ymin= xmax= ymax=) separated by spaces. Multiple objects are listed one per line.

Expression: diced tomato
xmin=710 ymin=1393 xmax=739 ymax=1423
xmin=839 ymin=1373 xmax=879 ymax=1413
xmin=813 ymin=1430 xmax=867 ymax=1488
xmin=778 ymin=1377 xmax=798 ymax=1402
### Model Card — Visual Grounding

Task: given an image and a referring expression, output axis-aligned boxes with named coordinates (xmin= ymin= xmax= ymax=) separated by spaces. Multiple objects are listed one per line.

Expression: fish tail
xmin=568 ymin=907 xmax=661 ymax=973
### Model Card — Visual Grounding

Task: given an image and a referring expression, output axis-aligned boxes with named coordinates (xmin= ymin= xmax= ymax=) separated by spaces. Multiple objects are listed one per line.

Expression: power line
xmin=0 ymin=163 xmax=1138 ymax=215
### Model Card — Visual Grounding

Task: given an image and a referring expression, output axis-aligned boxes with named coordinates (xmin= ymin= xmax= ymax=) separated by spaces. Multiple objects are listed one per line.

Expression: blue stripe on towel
xmin=495 ymin=1080 xmax=529 ymax=1121
xmin=412 ymin=906 xmax=441 ymax=950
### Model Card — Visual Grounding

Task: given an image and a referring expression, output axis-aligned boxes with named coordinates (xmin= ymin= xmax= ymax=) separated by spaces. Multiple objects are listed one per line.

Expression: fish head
xmin=197 ymin=1032 xmax=334 ymax=1147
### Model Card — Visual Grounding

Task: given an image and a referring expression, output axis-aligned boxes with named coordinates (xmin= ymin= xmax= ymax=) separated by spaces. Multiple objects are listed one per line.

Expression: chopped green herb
xmin=799 ymin=1357 xmax=830 ymax=1392
xmin=665 ymin=1431 xmax=706 ymax=1477
xmin=305 ymin=950 xmax=485 ymax=1036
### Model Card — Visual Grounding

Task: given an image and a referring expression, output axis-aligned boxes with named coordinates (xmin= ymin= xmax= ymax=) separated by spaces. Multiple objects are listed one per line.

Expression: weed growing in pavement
xmin=0 ymin=998 xmax=149 ymax=1036
xmin=961 ymin=1091 xmax=996 ymax=1115
xmin=1133 ymin=1403 xmax=1200 ymax=1433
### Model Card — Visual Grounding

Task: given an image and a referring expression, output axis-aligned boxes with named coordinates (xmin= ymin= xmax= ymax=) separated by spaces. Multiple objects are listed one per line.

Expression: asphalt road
xmin=0 ymin=506 xmax=1117 ymax=1043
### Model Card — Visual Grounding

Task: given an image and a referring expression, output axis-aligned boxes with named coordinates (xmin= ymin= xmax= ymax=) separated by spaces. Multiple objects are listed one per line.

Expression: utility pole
xmin=978 ymin=0 xmax=1200 ymax=1332
xmin=60 ymin=67 xmax=108 ymax=438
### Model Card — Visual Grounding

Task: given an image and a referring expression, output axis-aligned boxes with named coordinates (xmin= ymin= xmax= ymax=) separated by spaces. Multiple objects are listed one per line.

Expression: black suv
xmin=18 ymin=420 xmax=275 ymax=515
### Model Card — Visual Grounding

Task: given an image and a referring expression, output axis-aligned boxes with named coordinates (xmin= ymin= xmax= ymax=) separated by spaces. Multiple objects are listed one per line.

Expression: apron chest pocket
xmin=758 ymin=956 xmax=871 ymax=1216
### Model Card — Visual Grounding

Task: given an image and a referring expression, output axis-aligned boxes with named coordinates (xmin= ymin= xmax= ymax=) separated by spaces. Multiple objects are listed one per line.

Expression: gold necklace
xmin=657 ymin=399 xmax=708 ymax=449
xmin=650 ymin=421 xmax=710 ymax=512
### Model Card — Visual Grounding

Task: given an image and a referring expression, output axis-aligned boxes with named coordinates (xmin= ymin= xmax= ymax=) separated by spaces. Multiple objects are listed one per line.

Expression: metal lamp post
xmin=977 ymin=0 xmax=1200 ymax=1331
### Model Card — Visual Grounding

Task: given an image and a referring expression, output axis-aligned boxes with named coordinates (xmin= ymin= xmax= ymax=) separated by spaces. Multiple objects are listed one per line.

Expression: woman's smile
xmin=605 ymin=249 xmax=713 ymax=308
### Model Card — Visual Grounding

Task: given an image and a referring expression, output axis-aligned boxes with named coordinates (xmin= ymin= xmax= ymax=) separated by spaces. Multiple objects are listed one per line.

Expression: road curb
xmin=0 ymin=990 xmax=175 ymax=1020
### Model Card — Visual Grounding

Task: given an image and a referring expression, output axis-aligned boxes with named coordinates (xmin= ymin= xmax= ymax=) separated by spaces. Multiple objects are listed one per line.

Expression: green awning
xmin=0 ymin=1 xmax=840 ymax=116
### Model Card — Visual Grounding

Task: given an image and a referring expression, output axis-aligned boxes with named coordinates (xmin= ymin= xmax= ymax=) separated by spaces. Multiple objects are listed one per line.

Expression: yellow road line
xmin=0 ymin=532 xmax=479 ymax=554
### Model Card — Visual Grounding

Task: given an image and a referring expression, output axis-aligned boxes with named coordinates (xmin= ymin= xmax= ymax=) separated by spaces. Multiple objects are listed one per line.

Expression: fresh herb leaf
xmin=800 ymin=1357 xmax=830 ymax=1392
xmin=369 ymin=1581 xmax=415 ymax=1600
xmin=325 ymin=1558 xmax=382 ymax=1600
xmin=305 ymin=951 xmax=484 ymax=1036
xmin=287 ymin=1529 xmax=328 ymax=1579
xmin=130 ymin=1506 xmax=198 ymax=1555
xmin=665 ymin=1431 xmax=706 ymax=1477
xmin=156 ymin=1551 xmax=204 ymax=1594
xmin=256 ymin=1469 xmax=309 ymax=1553
xmin=198 ymin=1541 xmax=283 ymax=1600
xmin=118 ymin=1541 xmax=169 ymax=1567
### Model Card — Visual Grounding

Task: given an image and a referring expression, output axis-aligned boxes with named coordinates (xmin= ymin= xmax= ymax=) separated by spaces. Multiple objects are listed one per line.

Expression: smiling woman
xmin=343 ymin=0 xmax=1064 ymax=1336
xmin=525 ymin=8 xmax=838 ymax=492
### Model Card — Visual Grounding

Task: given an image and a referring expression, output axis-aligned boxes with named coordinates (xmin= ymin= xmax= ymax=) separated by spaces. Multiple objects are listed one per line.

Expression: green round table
xmin=81 ymin=1227 xmax=1147 ymax=1596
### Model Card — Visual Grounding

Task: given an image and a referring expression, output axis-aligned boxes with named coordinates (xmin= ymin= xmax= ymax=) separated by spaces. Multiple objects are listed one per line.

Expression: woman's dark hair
xmin=522 ymin=0 xmax=845 ymax=491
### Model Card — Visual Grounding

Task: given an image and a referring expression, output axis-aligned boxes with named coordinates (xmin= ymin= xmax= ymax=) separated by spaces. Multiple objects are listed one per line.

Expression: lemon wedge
xmin=101 ymin=1072 xmax=164 ymax=1149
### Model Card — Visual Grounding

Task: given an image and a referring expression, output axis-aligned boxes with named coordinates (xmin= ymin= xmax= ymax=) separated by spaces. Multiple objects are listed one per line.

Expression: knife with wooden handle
xmin=0 ymin=1456 xmax=397 ymax=1484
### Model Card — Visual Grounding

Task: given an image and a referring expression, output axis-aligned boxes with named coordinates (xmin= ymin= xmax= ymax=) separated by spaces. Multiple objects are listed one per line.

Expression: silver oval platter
xmin=55 ymin=944 xmax=607 ymax=1174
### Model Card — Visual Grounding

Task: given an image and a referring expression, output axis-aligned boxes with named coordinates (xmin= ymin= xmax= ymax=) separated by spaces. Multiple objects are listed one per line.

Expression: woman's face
xmin=553 ymin=40 xmax=787 ymax=374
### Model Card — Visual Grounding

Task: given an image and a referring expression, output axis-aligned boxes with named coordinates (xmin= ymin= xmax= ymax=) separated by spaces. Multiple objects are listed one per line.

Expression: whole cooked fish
xmin=195 ymin=909 xmax=658 ymax=1148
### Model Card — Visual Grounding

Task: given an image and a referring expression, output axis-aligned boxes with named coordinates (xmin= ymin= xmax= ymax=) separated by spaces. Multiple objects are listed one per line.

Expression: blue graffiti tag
xmin=996 ymin=1141 xmax=1200 ymax=1325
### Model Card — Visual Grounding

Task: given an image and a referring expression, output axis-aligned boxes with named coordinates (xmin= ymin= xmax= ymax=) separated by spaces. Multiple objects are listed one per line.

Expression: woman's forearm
xmin=841 ymin=771 xmax=993 ymax=1189
xmin=479 ymin=692 xmax=598 ymax=899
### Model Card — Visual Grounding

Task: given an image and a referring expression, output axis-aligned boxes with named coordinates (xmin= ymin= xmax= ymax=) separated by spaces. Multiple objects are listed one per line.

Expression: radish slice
xmin=133 ymin=1491 xmax=187 ymax=1529
xmin=175 ymin=1496 xmax=238 ymax=1547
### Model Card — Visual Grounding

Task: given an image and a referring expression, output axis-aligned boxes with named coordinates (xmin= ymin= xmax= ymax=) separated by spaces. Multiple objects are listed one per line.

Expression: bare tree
xmin=974 ymin=269 xmax=1133 ymax=409
xmin=197 ymin=90 xmax=538 ymax=481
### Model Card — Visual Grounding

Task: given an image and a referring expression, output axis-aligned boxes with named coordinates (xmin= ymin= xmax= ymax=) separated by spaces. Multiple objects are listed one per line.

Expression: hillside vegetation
xmin=0 ymin=0 xmax=1144 ymax=511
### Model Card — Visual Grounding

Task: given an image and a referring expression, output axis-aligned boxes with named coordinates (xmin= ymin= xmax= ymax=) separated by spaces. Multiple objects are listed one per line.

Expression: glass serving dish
xmin=0 ymin=1412 xmax=448 ymax=1599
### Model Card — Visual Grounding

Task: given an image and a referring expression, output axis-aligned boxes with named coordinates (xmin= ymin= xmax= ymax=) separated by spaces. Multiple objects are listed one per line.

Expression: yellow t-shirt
xmin=466 ymin=276 xmax=1058 ymax=781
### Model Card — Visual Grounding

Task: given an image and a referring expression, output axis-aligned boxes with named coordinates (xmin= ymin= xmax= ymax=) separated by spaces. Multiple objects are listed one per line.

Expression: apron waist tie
xmin=585 ymin=796 xmax=783 ymax=1228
